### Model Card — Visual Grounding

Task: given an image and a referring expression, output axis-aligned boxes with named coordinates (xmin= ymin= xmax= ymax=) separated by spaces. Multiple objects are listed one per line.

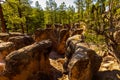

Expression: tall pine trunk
xmin=0 ymin=3 xmax=6 ymax=32
xmin=18 ymin=0 xmax=24 ymax=33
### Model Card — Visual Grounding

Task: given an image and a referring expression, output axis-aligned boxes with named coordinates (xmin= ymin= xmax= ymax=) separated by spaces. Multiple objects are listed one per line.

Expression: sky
xmin=31 ymin=0 xmax=75 ymax=9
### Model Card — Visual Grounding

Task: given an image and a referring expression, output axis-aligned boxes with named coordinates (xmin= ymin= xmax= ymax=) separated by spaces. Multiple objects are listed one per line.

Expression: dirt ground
xmin=49 ymin=51 xmax=120 ymax=80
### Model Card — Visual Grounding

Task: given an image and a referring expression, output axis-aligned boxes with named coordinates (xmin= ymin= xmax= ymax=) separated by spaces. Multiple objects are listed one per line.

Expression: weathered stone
xmin=63 ymin=24 xmax=71 ymax=30
xmin=0 ymin=40 xmax=53 ymax=80
xmin=63 ymin=35 xmax=102 ymax=80
xmin=54 ymin=23 xmax=63 ymax=39
xmin=0 ymin=32 xmax=25 ymax=42
xmin=0 ymin=42 xmax=15 ymax=61
xmin=8 ymin=36 xmax=34 ymax=50
xmin=114 ymin=30 xmax=120 ymax=44
xmin=71 ymin=29 xmax=83 ymax=36
xmin=9 ymin=32 xmax=24 ymax=37
xmin=46 ymin=24 xmax=53 ymax=29
xmin=34 ymin=28 xmax=58 ymax=50
xmin=54 ymin=23 xmax=63 ymax=30
xmin=0 ymin=33 xmax=9 ymax=41
xmin=0 ymin=40 xmax=4 ymax=43
xmin=57 ymin=29 xmax=70 ymax=54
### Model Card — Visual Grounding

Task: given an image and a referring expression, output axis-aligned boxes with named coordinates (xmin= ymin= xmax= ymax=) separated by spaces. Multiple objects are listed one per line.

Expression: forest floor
xmin=49 ymin=51 xmax=120 ymax=80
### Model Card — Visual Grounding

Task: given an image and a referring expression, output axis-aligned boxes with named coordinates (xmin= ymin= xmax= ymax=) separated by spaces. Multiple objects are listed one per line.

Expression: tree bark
xmin=18 ymin=0 xmax=24 ymax=33
xmin=0 ymin=3 xmax=6 ymax=33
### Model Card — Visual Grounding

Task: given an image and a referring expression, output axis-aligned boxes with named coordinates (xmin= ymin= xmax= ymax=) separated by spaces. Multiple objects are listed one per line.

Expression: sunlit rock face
xmin=0 ymin=32 xmax=24 ymax=42
xmin=0 ymin=40 xmax=53 ymax=80
xmin=9 ymin=32 xmax=24 ymax=37
xmin=0 ymin=42 xmax=15 ymax=61
xmin=0 ymin=40 xmax=4 ymax=43
xmin=63 ymin=35 xmax=102 ymax=80
xmin=8 ymin=36 xmax=34 ymax=50
xmin=0 ymin=33 xmax=9 ymax=41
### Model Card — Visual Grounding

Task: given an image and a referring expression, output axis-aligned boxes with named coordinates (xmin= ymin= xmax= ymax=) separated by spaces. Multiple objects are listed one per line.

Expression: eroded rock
xmin=63 ymin=35 xmax=102 ymax=80
xmin=57 ymin=29 xmax=70 ymax=54
xmin=8 ymin=36 xmax=34 ymax=50
xmin=0 ymin=33 xmax=9 ymax=41
xmin=0 ymin=42 xmax=15 ymax=61
xmin=114 ymin=30 xmax=120 ymax=44
xmin=0 ymin=40 xmax=4 ymax=43
xmin=0 ymin=40 xmax=53 ymax=80
xmin=71 ymin=29 xmax=83 ymax=36
xmin=34 ymin=28 xmax=58 ymax=50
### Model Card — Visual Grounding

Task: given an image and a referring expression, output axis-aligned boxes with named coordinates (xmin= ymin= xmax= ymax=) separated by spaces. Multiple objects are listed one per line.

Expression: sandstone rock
xmin=0 ymin=33 xmax=9 ymax=41
xmin=54 ymin=24 xmax=63 ymax=39
xmin=46 ymin=24 xmax=53 ymax=29
xmin=57 ymin=29 xmax=70 ymax=54
xmin=9 ymin=32 xmax=24 ymax=37
xmin=63 ymin=24 xmax=71 ymax=30
xmin=71 ymin=29 xmax=83 ymax=36
xmin=0 ymin=32 xmax=25 ymax=42
xmin=54 ymin=23 xmax=63 ymax=30
xmin=8 ymin=36 xmax=34 ymax=50
xmin=0 ymin=40 xmax=4 ymax=43
xmin=0 ymin=40 xmax=53 ymax=80
xmin=63 ymin=35 xmax=102 ymax=80
xmin=0 ymin=63 xmax=5 ymax=72
xmin=34 ymin=28 xmax=57 ymax=50
xmin=114 ymin=30 xmax=120 ymax=44
xmin=0 ymin=42 xmax=15 ymax=61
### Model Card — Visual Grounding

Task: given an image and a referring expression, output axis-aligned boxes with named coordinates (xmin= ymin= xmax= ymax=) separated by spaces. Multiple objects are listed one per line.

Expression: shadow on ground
xmin=50 ymin=65 xmax=63 ymax=80
xmin=93 ymin=70 xmax=120 ymax=80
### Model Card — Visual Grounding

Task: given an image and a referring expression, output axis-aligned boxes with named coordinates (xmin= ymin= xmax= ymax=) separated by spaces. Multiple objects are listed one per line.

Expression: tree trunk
xmin=0 ymin=3 xmax=6 ymax=33
xmin=18 ymin=0 xmax=24 ymax=33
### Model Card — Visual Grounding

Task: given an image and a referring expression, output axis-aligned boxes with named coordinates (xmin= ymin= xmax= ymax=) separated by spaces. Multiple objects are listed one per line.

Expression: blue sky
xmin=31 ymin=0 xmax=75 ymax=9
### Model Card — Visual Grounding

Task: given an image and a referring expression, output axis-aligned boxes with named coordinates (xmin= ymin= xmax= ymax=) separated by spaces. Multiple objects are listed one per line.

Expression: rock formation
xmin=34 ymin=28 xmax=58 ymax=51
xmin=0 ymin=33 xmax=9 ymax=41
xmin=0 ymin=32 xmax=24 ymax=42
xmin=8 ymin=36 xmax=34 ymax=50
xmin=0 ymin=40 xmax=53 ymax=80
xmin=0 ymin=42 xmax=15 ymax=61
xmin=57 ymin=29 xmax=70 ymax=54
xmin=63 ymin=35 xmax=102 ymax=80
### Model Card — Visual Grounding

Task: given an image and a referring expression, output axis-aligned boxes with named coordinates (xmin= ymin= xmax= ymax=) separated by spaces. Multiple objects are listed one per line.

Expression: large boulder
xmin=0 ymin=32 xmax=25 ymax=42
xmin=63 ymin=35 xmax=102 ymax=80
xmin=0 ymin=33 xmax=9 ymax=41
xmin=8 ymin=36 xmax=34 ymax=50
xmin=0 ymin=42 xmax=15 ymax=61
xmin=0 ymin=40 xmax=53 ymax=80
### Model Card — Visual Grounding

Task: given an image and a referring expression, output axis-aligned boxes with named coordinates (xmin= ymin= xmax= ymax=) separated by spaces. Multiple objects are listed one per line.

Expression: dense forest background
xmin=0 ymin=0 xmax=119 ymax=33
xmin=0 ymin=0 xmax=120 ymax=59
